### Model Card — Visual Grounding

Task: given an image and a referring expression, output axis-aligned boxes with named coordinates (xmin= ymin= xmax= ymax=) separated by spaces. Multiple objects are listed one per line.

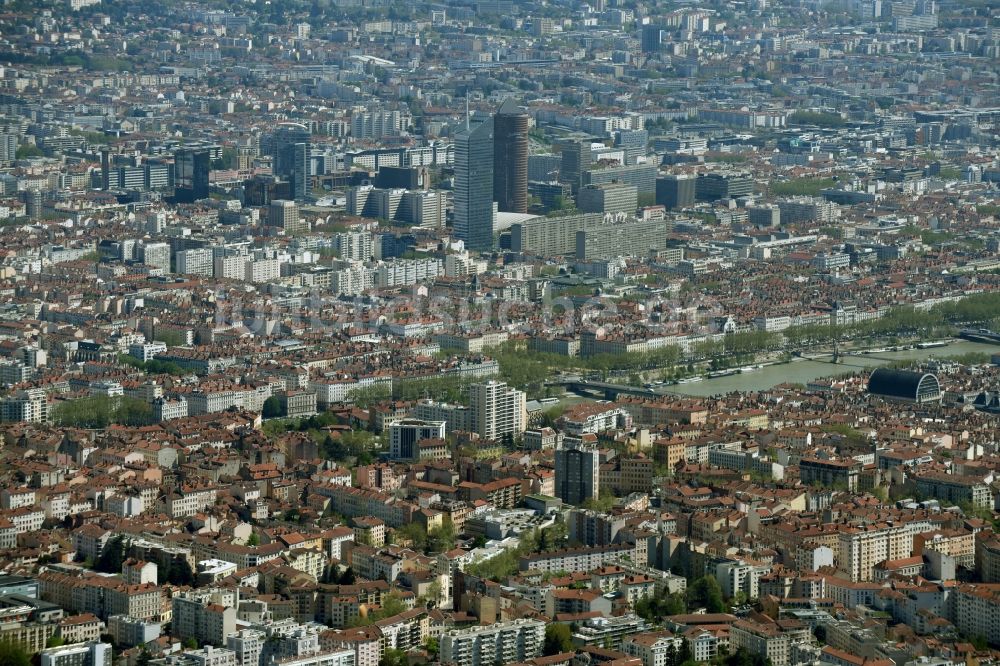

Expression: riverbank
xmin=654 ymin=339 xmax=1000 ymax=397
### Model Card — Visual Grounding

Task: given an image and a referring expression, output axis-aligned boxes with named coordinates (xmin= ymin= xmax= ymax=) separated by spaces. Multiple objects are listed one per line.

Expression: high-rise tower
xmin=560 ymin=139 xmax=593 ymax=194
xmin=555 ymin=442 xmax=600 ymax=506
xmin=493 ymin=100 xmax=529 ymax=214
xmin=174 ymin=148 xmax=210 ymax=203
xmin=272 ymin=122 xmax=310 ymax=201
xmin=453 ymin=114 xmax=495 ymax=251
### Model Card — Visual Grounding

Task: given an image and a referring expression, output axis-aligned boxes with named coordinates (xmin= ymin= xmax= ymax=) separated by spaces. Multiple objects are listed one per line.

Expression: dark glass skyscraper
xmin=173 ymin=148 xmax=210 ymax=203
xmin=560 ymin=139 xmax=592 ymax=194
xmin=454 ymin=116 xmax=495 ymax=251
xmin=273 ymin=122 xmax=310 ymax=201
xmin=656 ymin=174 xmax=696 ymax=209
xmin=641 ymin=25 xmax=666 ymax=53
xmin=493 ymin=99 xmax=529 ymax=214
xmin=555 ymin=442 xmax=600 ymax=506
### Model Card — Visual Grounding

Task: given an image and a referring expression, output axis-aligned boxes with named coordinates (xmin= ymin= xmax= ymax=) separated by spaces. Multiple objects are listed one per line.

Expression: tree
xmin=220 ymin=147 xmax=237 ymax=169
xmin=45 ymin=636 xmax=65 ymax=648
xmin=426 ymin=520 xmax=457 ymax=554
xmin=543 ymin=624 xmax=574 ymax=656
xmin=136 ymin=649 xmax=153 ymax=666
xmin=350 ymin=594 xmax=408 ymax=626
xmin=580 ymin=489 xmax=615 ymax=512
xmin=635 ymin=592 xmax=687 ymax=622
xmin=183 ymin=638 xmax=199 ymax=650
xmin=167 ymin=557 xmax=195 ymax=586
xmin=118 ymin=354 xmax=185 ymax=376
xmin=677 ymin=638 xmax=692 ymax=664
xmin=540 ymin=516 xmax=568 ymax=551
xmin=95 ymin=534 xmax=127 ymax=573
xmin=769 ymin=177 xmax=837 ymax=197
xmin=339 ymin=567 xmax=356 ymax=585
xmin=687 ymin=576 xmax=726 ymax=614
xmin=15 ymin=144 xmax=43 ymax=159
xmin=53 ymin=395 xmax=153 ymax=428
xmin=261 ymin=396 xmax=282 ymax=419
xmin=665 ymin=642 xmax=679 ymax=666
xmin=379 ymin=648 xmax=407 ymax=666
xmin=246 ymin=533 xmax=260 ymax=547
xmin=395 ymin=523 xmax=428 ymax=550
xmin=788 ymin=111 xmax=845 ymax=128
xmin=0 ymin=641 xmax=31 ymax=666
xmin=723 ymin=647 xmax=769 ymax=666
xmin=424 ymin=637 xmax=439 ymax=658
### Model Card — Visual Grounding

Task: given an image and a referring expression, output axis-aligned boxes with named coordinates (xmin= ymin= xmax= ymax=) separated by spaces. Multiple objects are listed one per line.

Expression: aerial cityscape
xmin=0 ymin=0 xmax=997 ymax=665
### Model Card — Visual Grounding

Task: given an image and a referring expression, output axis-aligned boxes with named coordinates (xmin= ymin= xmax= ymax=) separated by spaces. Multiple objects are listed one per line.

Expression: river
xmin=655 ymin=339 xmax=1000 ymax=397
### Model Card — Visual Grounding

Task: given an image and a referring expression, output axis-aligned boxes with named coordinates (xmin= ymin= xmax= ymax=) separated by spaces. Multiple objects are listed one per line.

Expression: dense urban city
xmin=0 ymin=0 xmax=996 ymax=666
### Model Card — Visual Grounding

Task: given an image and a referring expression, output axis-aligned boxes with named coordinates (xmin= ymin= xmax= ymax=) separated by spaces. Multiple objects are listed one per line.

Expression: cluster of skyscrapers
xmin=454 ymin=100 xmax=530 ymax=251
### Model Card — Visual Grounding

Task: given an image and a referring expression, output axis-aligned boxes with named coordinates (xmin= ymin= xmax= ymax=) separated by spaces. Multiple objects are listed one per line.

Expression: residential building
xmin=440 ymin=619 xmax=545 ymax=666
xmin=40 ymin=642 xmax=112 ymax=666
xmin=468 ymin=381 xmax=526 ymax=442
xmin=555 ymin=442 xmax=600 ymax=505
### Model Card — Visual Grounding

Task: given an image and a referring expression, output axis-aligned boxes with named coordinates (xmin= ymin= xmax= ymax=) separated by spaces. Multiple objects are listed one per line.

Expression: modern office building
xmin=641 ymin=25 xmax=666 ymax=53
xmin=267 ymin=200 xmax=305 ymax=234
xmin=655 ymin=174 xmax=696 ymax=209
xmin=528 ymin=181 xmax=573 ymax=213
xmin=100 ymin=148 xmax=111 ymax=190
xmin=577 ymin=183 xmax=638 ymax=215
xmin=528 ymin=154 xmax=562 ymax=182
xmin=493 ymin=100 xmax=529 ymax=214
xmin=399 ymin=190 xmax=445 ymax=229
xmin=454 ymin=116 xmax=495 ymax=251
xmin=273 ymin=122 xmax=310 ymax=201
xmin=695 ymin=172 xmax=754 ymax=201
xmin=388 ymin=419 xmax=447 ymax=460
xmin=22 ymin=189 xmax=42 ymax=220
xmin=582 ymin=163 xmax=657 ymax=198
xmin=560 ymin=139 xmax=594 ymax=193
xmin=375 ymin=165 xmax=426 ymax=190
xmin=614 ymin=129 xmax=648 ymax=164
xmin=799 ymin=457 xmax=862 ymax=492
xmin=174 ymin=148 xmax=210 ymax=203
xmin=747 ymin=205 xmax=781 ymax=227
xmin=555 ymin=441 xmax=600 ymax=505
